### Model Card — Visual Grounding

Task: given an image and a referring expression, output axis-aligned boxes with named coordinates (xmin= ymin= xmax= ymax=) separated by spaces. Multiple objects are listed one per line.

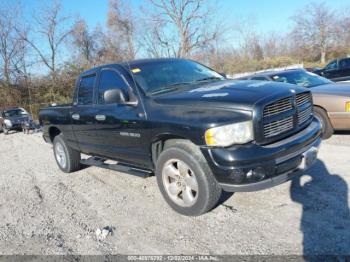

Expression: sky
xmin=14 ymin=0 xmax=349 ymax=35
xmin=1 ymin=0 xmax=349 ymax=75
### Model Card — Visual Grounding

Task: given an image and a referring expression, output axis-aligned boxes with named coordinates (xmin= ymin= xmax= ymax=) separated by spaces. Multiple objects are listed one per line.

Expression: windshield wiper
xmin=150 ymin=87 xmax=179 ymax=95
xmin=194 ymin=76 xmax=223 ymax=82
xmin=150 ymin=82 xmax=194 ymax=95
xmin=150 ymin=77 xmax=223 ymax=95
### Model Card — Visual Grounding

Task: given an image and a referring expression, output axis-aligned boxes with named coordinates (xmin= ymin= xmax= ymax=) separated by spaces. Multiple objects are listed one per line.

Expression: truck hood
xmin=311 ymin=83 xmax=350 ymax=97
xmin=153 ymin=80 xmax=306 ymax=110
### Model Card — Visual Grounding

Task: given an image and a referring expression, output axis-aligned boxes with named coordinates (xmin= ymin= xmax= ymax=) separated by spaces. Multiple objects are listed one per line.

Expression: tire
xmin=155 ymin=140 xmax=222 ymax=216
xmin=53 ymin=134 xmax=81 ymax=173
xmin=313 ymin=106 xmax=333 ymax=139
xmin=3 ymin=125 xmax=9 ymax=135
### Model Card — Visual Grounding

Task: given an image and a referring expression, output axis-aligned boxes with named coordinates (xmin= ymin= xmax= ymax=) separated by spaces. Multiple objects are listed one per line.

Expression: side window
xmin=339 ymin=58 xmax=350 ymax=69
xmin=98 ymin=69 xmax=129 ymax=104
xmin=325 ymin=60 xmax=338 ymax=70
xmin=251 ymin=76 xmax=267 ymax=81
xmin=78 ymin=75 xmax=96 ymax=105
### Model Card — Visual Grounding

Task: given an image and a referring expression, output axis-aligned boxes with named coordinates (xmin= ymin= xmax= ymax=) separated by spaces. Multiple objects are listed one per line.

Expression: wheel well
xmin=313 ymin=104 xmax=328 ymax=114
xmin=49 ymin=127 xmax=61 ymax=142
xmin=151 ymin=136 xmax=189 ymax=165
xmin=313 ymin=105 xmax=332 ymax=123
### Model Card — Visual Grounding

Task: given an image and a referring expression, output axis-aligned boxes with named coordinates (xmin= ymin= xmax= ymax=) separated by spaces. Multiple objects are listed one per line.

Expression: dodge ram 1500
xmin=39 ymin=58 xmax=321 ymax=216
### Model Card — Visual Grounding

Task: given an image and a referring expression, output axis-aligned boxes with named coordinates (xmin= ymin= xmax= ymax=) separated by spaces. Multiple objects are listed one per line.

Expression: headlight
xmin=4 ymin=119 xmax=12 ymax=127
xmin=205 ymin=121 xmax=253 ymax=147
xmin=346 ymin=101 xmax=350 ymax=112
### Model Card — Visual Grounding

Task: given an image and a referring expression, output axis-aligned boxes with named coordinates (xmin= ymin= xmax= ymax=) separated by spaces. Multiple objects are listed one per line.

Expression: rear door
xmin=92 ymin=67 xmax=150 ymax=167
xmin=338 ymin=58 xmax=350 ymax=81
xmin=71 ymin=73 xmax=100 ymax=155
xmin=322 ymin=60 xmax=339 ymax=80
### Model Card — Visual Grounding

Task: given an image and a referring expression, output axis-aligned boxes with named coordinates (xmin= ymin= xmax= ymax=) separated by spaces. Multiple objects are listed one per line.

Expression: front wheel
xmin=53 ymin=134 xmax=81 ymax=173
xmin=156 ymin=140 xmax=222 ymax=216
xmin=2 ymin=125 xmax=9 ymax=135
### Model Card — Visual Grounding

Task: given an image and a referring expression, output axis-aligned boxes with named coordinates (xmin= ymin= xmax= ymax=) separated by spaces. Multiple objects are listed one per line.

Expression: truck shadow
xmin=216 ymin=191 xmax=234 ymax=207
xmin=290 ymin=160 xmax=350 ymax=257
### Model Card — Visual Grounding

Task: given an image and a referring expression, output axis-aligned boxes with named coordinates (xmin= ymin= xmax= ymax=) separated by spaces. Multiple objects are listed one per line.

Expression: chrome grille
xmin=296 ymin=92 xmax=311 ymax=107
xmin=298 ymin=106 xmax=312 ymax=125
xmin=263 ymin=97 xmax=292 ymax=117
xmin=264 ymin=116 xmax=294 ymax=138
xmin=261 ymin=91 xmax=313 ymax=142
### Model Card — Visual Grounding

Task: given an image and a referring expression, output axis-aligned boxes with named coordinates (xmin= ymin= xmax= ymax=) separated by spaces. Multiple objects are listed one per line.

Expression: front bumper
xmin=201 ymin=118 xmax=322 ymax=192
xmin=4 ymin=123 xmax=22 ymax=130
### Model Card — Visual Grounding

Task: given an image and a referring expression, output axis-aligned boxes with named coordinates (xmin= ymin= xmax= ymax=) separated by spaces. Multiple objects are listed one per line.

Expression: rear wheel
xmin=53 ymin=134 xmax=81 ymax=173
xmin=313 ymin=106 xmax=333 ymax=139
xmin=156 ymin=140 xmax=222 ymax=216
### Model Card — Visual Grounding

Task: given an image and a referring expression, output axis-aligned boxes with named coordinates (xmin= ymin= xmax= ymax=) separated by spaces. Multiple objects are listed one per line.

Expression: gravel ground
xmin=0 ymin=131 xmax=349 ymax=255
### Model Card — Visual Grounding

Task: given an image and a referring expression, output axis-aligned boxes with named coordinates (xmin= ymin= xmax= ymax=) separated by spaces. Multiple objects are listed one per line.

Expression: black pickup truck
xmin=314 ymin=57 xmax=350 ymax=82
xmin=39 ymin=58 xmax=321 ymax=216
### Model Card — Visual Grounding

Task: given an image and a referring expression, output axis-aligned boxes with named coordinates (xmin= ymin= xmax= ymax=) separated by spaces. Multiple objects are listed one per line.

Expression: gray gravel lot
xmin=0 ymin=131 xmax=349 ymax=255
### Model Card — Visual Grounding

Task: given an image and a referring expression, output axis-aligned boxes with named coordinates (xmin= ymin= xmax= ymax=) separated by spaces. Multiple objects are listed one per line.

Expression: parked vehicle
xmin=39 ymin=58 xmax=321 ymax=216
xmin=314 ymin=57 xmax=350 ymax=82
xmin=0 ymin=107 xmax=32 ymax=135
xmin=240 ymin=69 xmax=350 ymax=139
xmin=305 ymin=67 xmax=321 ymax=73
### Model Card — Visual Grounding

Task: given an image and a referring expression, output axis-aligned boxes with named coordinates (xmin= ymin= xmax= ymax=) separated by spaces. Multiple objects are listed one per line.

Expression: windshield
xmin=271 ymin=70 xmax=332 ymax=88
xmin=129 ymin=60 xmax=224 ymax=95
xmin=3 ymin=109 xmax=27 ymax=117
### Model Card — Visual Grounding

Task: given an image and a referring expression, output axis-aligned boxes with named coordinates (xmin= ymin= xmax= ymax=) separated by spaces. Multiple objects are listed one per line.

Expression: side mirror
xmin=104 ymin=89 xmax=138 ymax=106
xmin=104 ymin=89 xmax=127 ymax=104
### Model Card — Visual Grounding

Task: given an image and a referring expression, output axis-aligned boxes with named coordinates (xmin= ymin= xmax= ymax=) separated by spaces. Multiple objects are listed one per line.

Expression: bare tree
xmin=231 ymin=17 xmax=265 ymax=60
xmin=18 ymin=1 xmax=72 ymax=79
xmin=335 ymin=9 xmax=350 ymax=56
xmin=0 ymin=4 xmax=23 ymax=84
xmin=140 ymin=18 xmax=177 ymax=58
xmin=106 ymin=0 xmax=137 ymax=60
xmin=71 ymin=19 xmax=97 ymax=64
xmin=291 ymin=2 xmax=336 ymax=63
xmin=143 ymin=0 xmax=222 ymax=58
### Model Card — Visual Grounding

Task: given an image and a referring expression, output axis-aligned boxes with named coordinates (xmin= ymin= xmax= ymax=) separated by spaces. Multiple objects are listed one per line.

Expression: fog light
xmin=252 ymin=167 xmax=266 ymax=180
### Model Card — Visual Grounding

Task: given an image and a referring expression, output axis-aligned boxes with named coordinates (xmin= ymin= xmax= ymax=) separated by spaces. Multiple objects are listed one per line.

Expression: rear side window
xmin=78 ymin=75 xmax=96 ymax=105
xmin=325 ymin=60 xmax=337 ymax=70
xmin=339 ymin=58 xmax=350 ymax=69
xmin=98 ymin=69 xmax=129 ymax=104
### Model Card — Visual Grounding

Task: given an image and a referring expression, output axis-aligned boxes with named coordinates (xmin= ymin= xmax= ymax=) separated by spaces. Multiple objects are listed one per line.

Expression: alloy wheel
xmin=162 ymin=159 xmax=199 ymax=207
xmin=55 ymin=142 xmax=67 ymax=168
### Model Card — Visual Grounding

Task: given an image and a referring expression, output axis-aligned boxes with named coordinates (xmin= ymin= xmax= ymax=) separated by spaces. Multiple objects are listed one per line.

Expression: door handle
xmin=95 ymin=114 xmax=106 ymax=121
xmin=72 ymin=113 xmax=80 ymax=120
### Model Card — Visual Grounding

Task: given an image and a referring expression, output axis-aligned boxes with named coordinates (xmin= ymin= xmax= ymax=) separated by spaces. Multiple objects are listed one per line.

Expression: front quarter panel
xmin=144 ymin=100 xmax=253 ymax=146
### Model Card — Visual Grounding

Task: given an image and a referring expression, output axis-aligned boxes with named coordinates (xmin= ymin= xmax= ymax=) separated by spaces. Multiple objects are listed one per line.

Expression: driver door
xmin=93 ymin=67 xmax=149 ymax=167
